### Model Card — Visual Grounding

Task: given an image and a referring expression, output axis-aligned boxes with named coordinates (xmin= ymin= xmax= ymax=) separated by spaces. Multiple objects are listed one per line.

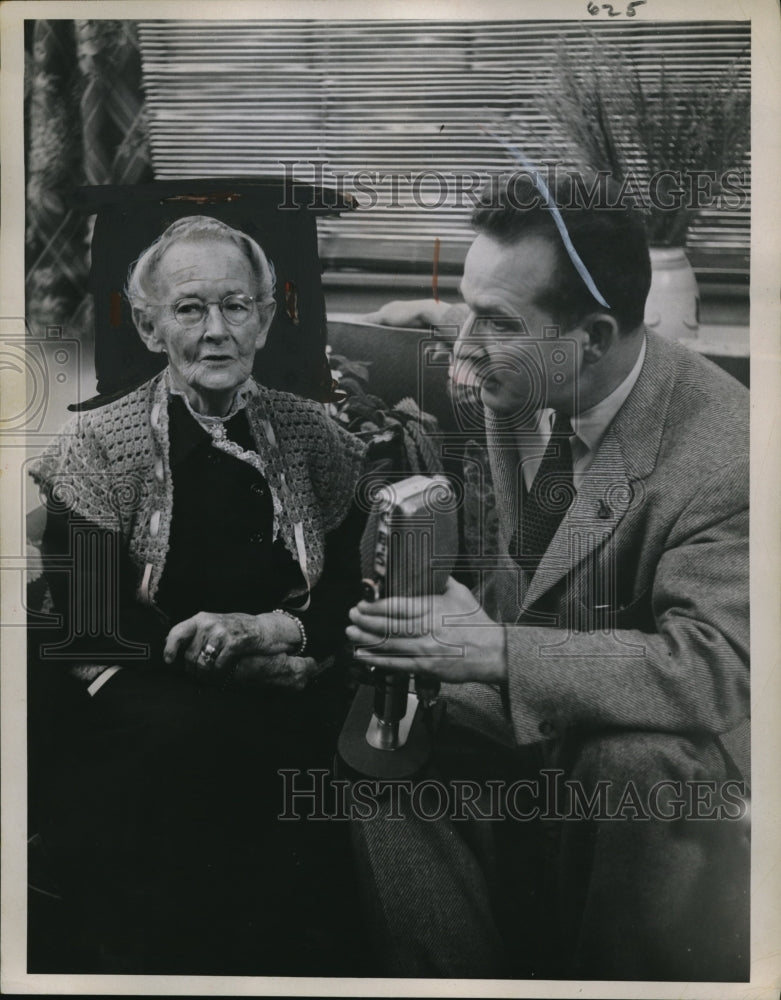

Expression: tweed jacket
xmin=445 ymin=332 xmax=750 ymax=779
xmin=31 ymin=372 xmax=367 ymax=613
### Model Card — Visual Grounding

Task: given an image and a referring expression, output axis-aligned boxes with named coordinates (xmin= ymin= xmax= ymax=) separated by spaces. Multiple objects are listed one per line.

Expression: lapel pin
xmin=597 ymin=499 xmax=612 ymax=520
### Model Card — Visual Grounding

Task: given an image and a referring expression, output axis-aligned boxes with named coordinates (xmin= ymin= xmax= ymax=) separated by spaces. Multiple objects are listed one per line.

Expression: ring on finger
xmin=200 ymin=642 xmax=218 ymax=665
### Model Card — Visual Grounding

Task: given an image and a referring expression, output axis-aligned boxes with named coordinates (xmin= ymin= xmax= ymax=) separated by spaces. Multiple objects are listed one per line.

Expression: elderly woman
xmin=29 ymin=216 xmax=367 ymax=974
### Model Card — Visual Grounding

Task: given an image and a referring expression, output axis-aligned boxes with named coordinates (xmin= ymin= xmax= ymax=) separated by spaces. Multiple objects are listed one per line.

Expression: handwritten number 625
xmin=587 ymin=0 xmax=646 ymax=14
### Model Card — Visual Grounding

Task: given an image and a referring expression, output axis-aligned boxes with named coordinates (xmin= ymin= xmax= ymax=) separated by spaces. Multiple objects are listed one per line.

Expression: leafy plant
xmin=543 ymin=33 xmax=750 ymax=245
xmin=326 ymin=352 xmax=443 ymax=475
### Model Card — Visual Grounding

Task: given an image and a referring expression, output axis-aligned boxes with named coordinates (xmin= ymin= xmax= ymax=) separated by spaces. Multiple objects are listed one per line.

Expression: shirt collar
xmin=515 ymin=336 xmax=647 ymax=461
xmin=165 ymin=375 xmax=257 ymax=466
xmin=571 ymin=336 xmax=646 ymax=455
xmin=166 ymin=372 xmax=257 ymax=425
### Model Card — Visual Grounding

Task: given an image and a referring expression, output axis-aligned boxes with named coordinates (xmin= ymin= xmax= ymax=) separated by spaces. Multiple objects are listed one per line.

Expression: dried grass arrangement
xmin=544 ymin=34 xmax=750 ymax=246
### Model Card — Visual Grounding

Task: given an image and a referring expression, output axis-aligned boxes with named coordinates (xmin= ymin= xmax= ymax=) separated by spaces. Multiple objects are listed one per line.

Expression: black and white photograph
xmin=1 ymin=1 xmax=779 ymax=995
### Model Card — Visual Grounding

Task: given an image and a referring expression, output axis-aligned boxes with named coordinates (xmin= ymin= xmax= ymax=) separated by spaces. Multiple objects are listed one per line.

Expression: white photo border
xmin=2 ymin=1 xmax=779 ymax=996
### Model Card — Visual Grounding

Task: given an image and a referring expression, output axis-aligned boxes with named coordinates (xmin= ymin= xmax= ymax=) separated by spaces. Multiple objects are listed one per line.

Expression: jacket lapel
xmin=521 ymin=430 xmax=632 ymax=610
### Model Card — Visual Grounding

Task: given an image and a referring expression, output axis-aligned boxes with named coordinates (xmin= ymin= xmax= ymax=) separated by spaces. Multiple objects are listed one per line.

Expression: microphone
xmin=338 ymin=475 xmax=458 ymax=779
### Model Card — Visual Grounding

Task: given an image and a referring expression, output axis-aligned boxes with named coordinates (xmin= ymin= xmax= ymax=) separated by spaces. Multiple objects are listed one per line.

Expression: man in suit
xmin=346 ymin=173 xmax=749 ymax=980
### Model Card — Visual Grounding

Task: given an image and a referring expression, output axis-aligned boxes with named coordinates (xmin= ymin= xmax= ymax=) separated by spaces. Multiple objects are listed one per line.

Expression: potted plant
xmin=326 ymin=351 xmax=444 ymax=476
xmin=541 ymin=33 xmax=750 ymax=340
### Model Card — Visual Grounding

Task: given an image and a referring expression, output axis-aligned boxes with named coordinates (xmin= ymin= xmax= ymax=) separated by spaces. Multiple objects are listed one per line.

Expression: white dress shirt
xmin=517 ymin=338 xmax=647 ymax=492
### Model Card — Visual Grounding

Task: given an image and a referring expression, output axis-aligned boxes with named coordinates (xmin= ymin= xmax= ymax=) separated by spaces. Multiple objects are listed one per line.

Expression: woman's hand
xmin=234 ymin=652 xmax=325 ymax=691
xmin=346 ymin=576 xmax=507 ymax=685
xmin=163 ymin=610 xmax=303 ymax=678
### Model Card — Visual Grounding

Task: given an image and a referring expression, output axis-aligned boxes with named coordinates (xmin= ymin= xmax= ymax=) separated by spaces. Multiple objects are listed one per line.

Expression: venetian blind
xmin=138 ymin=19 xmax=750 ymax=276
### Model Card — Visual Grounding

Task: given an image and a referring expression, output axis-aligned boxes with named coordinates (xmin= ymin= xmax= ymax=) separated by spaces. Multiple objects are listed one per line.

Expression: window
xmin=140 ymin=19 xmax=750 ymax=277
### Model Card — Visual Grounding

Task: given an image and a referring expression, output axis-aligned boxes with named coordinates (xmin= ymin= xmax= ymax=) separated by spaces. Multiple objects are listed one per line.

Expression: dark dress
xmin=29 ymin=396 xmax=368 ymax=975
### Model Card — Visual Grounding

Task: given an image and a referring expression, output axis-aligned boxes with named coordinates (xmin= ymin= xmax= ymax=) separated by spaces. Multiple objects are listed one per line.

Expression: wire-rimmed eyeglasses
xmin=160 ymin=293 xmax=272 ymax=329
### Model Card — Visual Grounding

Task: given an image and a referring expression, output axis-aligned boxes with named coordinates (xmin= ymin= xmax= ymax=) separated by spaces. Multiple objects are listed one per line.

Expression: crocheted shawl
xmin=30 ymin=372 xmax=367 ymax=610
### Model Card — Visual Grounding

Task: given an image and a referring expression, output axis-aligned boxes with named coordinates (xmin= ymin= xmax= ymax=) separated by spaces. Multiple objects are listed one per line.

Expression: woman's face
xmin=138 ymin=236 xmax=273 ymax=416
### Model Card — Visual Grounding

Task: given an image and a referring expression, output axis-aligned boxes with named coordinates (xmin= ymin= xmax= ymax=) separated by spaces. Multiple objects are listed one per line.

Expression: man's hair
xmin=125 ymin=215 xmax=276 ymax=309
xmin=470 ymin=172 xmax=651 ymax=334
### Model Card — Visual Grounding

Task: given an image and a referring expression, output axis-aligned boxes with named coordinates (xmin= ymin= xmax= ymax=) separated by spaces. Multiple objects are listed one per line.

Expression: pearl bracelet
xmin=272 ymin=608 xmax=308 ymax=656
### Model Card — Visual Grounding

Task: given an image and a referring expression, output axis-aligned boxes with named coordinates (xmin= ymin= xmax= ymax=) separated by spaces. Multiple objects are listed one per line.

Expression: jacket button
xmin=539 ymin=720 xmax=555 ymax=737
xmin=250 ymin=482 xmax=265 ymax=496
xmin=250 ymin=532 xmax=264 ymax=544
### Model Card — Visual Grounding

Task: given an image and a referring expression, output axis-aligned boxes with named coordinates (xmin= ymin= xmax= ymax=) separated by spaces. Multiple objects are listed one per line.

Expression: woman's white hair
xmin=125 ymin=215 xmax=276 ymax=309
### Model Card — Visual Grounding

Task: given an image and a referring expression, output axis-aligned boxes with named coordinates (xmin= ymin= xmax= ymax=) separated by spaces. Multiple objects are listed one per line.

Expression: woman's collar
xmin=164 ymin=370 xmax=257 ymax=425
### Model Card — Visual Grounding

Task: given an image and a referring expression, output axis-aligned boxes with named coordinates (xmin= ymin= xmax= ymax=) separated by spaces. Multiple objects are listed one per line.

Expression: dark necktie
xmin=514 ymin=411 xmax=575 ymax=574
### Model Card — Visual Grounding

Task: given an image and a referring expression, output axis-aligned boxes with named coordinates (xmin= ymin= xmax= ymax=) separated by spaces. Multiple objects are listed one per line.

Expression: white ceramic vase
xmin=644 ymin=246 xmax=700 ymax=340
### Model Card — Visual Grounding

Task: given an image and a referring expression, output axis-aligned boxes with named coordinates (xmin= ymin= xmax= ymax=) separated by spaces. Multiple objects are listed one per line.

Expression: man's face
xmin=457 ymin=233 xmax=586 ymax=421
xmin=142 ymin=236 xmax=272 ymax=413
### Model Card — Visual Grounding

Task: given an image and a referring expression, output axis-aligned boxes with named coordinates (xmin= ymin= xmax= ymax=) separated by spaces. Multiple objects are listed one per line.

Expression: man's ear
xmin=133 ymin=306 xmax=165 ymax=354
xmin=253 ymin=299 xmax=277 ymax=353
xmin=581 ymin=313 xmax=620 ymax=363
